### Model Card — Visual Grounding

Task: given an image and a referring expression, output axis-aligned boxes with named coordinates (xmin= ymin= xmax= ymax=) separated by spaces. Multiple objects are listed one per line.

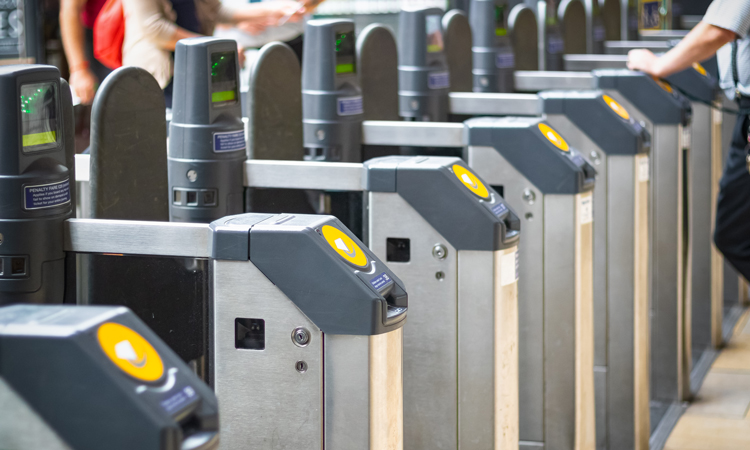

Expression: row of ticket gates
xmin=0 ymin=3 xmax=742 ymax=450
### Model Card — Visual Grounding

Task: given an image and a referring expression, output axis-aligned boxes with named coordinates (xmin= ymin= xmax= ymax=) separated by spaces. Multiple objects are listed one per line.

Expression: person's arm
xmin=59 ymin=0 xmax=97 ymax=103
xmin=215 ymin=1 xmax=305 ymax=26
xmin=627 ymin=21 xmax=736 ymax=78
xmin=125 ymin=0 xmax=200 ymax=51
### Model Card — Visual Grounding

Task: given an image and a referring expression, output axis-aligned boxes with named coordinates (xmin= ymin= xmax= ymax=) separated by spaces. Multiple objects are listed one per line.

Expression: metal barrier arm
xmin=448 ymin=92 xmax=543 ymax=116
xmin=244 ymin=160 xmax=364 ymax=191
xmin=514 ymin=70 xmax=595 ymax=91
xmin=361 ymin=121 xmax=465 ymax=147
xmin=64 ymin=219 xmax=211 ymax=258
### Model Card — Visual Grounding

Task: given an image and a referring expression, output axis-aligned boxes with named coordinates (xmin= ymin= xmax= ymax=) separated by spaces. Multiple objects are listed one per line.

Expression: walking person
xmin=627 ymin=0 xmax=750 ymax=282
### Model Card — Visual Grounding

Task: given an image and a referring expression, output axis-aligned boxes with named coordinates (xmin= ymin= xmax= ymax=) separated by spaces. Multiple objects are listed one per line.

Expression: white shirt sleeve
xmin=703 ymin=0 xmax=750 ymax=38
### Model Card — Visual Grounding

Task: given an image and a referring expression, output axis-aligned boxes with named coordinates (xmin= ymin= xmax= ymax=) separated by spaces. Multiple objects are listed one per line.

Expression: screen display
xmin=210 ymin=51 xmax=238 ymax=106
xmin=426 ymin=15 xmax=444 ymax=53
xmin=494 ymin=5 xmax=507 ymax=36
xmin=335 ymin=31 xmax=356 ymax=75
xmin=20 ymin=82 xmax=58 ymax=152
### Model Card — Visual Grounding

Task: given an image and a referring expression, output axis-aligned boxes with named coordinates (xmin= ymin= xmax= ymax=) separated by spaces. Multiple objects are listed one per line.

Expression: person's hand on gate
xmin=69 ymin=66 xmax=97 ymax=104
xmin=627 ymin=49 xmax=661 ymax=76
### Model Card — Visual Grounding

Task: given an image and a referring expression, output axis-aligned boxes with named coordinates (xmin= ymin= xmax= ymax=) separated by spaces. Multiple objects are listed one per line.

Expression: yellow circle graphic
xmin=538 ymin=123 xmax=570 ymax=152
xmin=452 ymin=164 xmax=489 ymax=199
xmin=692 ymin=62 xmax=707 ymax=76
xmin=97 ymin=322 xmax=164 ymax=382
xmin=322 ymin=225 xmax=368 ymax=267
xmin=602 ymin=95 xmax=630 ymax=120
xmin=653 ymin=77 xmax=673 ymax=93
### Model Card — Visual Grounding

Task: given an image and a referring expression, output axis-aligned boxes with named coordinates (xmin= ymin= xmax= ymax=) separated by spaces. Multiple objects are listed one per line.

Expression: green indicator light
xmin=495 ymin=28 xmax=507 ymax=36
xmin=335 ymin=63 xmax=354 ymax=74
xmin=212 ymin=90 xmax=236 ymax=103
xmin=23 ymin=131 xmax=56 ymax=147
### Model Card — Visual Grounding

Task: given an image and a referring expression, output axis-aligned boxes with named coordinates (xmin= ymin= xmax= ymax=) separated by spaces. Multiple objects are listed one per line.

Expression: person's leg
xmin=284 ymin=34 xmax=304 ymax=62
xmin=714 ymin=113 xmax=750 ymax=280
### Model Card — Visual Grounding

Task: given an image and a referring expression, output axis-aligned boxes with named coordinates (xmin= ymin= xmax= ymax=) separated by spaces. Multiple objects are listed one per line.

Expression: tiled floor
xmin=665 ymin=310 xmax=750 ymax=450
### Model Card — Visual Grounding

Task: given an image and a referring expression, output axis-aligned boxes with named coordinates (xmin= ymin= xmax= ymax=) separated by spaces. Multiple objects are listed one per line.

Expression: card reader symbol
xmin=335 ymin=238 xmax=357 ymax=258
xmin=461 ymin=173 xmax=478 ymax=189
xmin=115 ymin=340 xmax=147 ymax=368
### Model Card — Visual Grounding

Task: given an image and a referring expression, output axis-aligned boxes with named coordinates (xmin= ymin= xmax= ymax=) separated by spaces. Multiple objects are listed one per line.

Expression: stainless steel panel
xmin=244 ymin=160 xmax=364 ymax=191
xmin=467 ymin=146 xmax=546 ymax=443
xmin=594 ymin=367 xmax=607 ymax=450
xmin=367 ymin=192 xmax=459 ymax=450
xmin=457 ymin=250 xmax=496 ymax=450
xmin=361 ymin=121 xmax=465 ymax=148
xmin=514 ymin=71 xmax=595 ymax=92
xmin=0 ymin=378 xmax=73 ymax=450
xmin=537 ymin=1 xmax=547 ymax=70
xmin=544 ymin=116 xmax=608 ymax=369
xmin=606 ymin=155 xmax=640 ymax=450
xmin=325 ymin=334 xmax=371 ymax=450
xmin=543 ymin=194 xmax=579 ymax=450
xmin=689 ymin=103 xmax=715 ymax=350
xmin=650 ymin=125 xmax=689 ymax=403
xmin=212 ymin=259 xmax=324 ymax=450
xmin=64 ymin=219 xmax=210 ymax=258
xmin=448 ymin=92 xmax=542 ymax=116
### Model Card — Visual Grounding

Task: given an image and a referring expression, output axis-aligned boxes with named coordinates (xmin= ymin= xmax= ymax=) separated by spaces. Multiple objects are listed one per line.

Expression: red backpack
xmin=93 ymin=0 xmax=124 ymax=69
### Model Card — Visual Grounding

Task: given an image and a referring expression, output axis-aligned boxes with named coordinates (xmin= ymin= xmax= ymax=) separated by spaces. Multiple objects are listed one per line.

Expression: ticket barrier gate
xmin=0 ymin=305 xmax=221 ymax=450
xmin=415 ymin=16 xmax=652 ymax=450
xmin=7 ymin=63 xmax=408 ymax=450
xmin=244 ymin=156 xmax=521 ymax=450
xmin=562 ymin=56 xmax=731 ymax=356
xmin=390 ymin=13 xmax=601 ymax=449
xmin=516 ymin=69 xmax=693 ymax=434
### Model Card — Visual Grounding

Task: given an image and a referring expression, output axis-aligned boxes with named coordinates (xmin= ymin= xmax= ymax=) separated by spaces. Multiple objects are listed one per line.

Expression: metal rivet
xmin=435 ymin=271 xmax=445 ymax=280
xmin=295 ymin=361 xmax=308 ymax=373
xmin=411 ymin=100 xmax=419 ymax=110
xmin=432 ymin=244 xmax=448 ymax=260
xmin=589 ymin=150 xmax=601 ymax=165
xmin=525 ymin=212 xmax=534 ymax=221
xmin=522 ymin=189 xmax=536 ymax=205
xmin=186 ymin=170 xmax=198 ymax=182
xmin=480 ymin=77 xmax=489 ymax=87
xmin=292 ymin=327 xmax=311 ymax=347
xmin=316 ymin=129 xmax=325 ymax=141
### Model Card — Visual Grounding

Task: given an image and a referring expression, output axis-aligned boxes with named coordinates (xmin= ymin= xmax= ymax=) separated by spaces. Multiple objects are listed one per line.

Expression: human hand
xmin=265 ymin=1 xmax=306 ymax=25
xmin=627 ymin=49 xmax=661 ymax=76
xmin=70 ymin=67 xmax=97 ymax=104
xmin=238 ymin=20 xmax=268 ymax=35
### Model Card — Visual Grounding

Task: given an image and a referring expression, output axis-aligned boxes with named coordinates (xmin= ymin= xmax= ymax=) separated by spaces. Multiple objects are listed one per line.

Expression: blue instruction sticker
xmin=594 ymin=26 xmax=606 ymax=41
xmin=213 ymin=130 xmax=246 ymax=153
xmin=24 ymin=179 xmax=71 ymax=210
xmin=160 ymin=385 xmax=199 ymax=414
xmin=641 ymin=2 xmax=660 ymax=29
xmin=547 ymin=36 xmax=564 ymax=54
xmin=337 ymin=96 xmax=364 ymax=116
xmin=492 ymin=202 xmax=508 ymax=217
xmin=370 ymin=272 xmax=394 ymax=291
xmin=428 ymin=71 xmax=450 ymax=89
xmin=496 ymin=52 xmax=515 ymax=69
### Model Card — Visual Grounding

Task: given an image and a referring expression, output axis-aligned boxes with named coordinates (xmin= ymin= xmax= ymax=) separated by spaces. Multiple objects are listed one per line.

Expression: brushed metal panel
xmin=456 ymin=250 xmax=499 ymax=450
xmin=448 ymin=93 xmax=542 ymax=116
xmin=606 ymin=155 xmax=639 ymax=450
xmin=688 ymin=103 xmax=714 ymax=350
xmin=64 ymin=219 xmax=210 ymax=258
xmin=543 ymin=194 xmax=578 ymax=450
xmin=325 ymin=334 xmax=371 ymax=450
xmin=467 ymin=146 xmax=546 ymax=443
xmin=368 ymin=192 xmax=459 ymax=450
xmin=514 ymin=71 xmax=595 ymax=92
xmin=361 ymin=121 xmax=466 ymax=148
xmin=0 ymin=378 xmax=73 ymax=450
xmin=244 ymin=160 xmax=364 ymax=191
xmin=212 ymin=259 xmax=324 ymax=450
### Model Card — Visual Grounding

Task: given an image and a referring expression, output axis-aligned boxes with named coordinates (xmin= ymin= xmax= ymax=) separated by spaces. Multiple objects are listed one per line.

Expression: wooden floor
xmin=665 ymin=309 xmax=750 ymax=450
